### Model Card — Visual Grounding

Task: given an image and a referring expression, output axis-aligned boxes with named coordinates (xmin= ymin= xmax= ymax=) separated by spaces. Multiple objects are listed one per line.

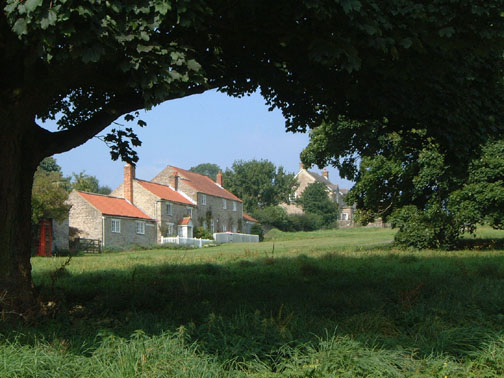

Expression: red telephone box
xmin=37 ymin=219 xmax=53 ymax=257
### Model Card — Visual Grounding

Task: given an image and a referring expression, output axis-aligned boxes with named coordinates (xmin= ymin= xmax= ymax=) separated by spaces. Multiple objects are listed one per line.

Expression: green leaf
xmin=439 ymin=27 xmax=455 ymax=38
xmin=12 ymin=18 xmax=28 ymax=36
xmin=187 ymin=59 xmax=201 ymax=71
xmin=137 ymin=44 xmax=154 ymax=53
xmin=24 ymin=0 xmax=43 ymax=13
xmin=399 ymin=38 xmax=412 ymax=49
xmin=41 ymin=9 xmax=58 ymax=30
xmin=155 ymin=1 xmax=172 ymax=15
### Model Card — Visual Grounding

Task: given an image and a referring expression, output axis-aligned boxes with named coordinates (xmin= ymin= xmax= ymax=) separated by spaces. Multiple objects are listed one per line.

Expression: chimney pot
xmin=322 ymin=168 xmax=329 ymax=180
xmin=216 ymin=171 xmax=223 ymax=186
xmin=171 ymin=171 xmax=179 ymax=191
xmin=124 ymin=163 xmax=135 ymax=203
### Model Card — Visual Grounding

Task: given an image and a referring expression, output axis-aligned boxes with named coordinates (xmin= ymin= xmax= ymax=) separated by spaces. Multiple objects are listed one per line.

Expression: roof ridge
xmin=75 ymin=190 xmax=123 ymax=199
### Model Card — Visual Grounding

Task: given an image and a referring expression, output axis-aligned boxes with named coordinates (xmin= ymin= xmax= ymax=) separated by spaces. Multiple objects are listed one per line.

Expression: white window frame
xmin=166 ymin=203 xmax=173 ymax=216
xmin=232 ymin=201 xmax=237 ymax=211
xmin=201 ymin=194 xmax=206 ymax=205
xmin=341 ymin=213 xmax=348 ymax=220
xmin=187 ymin=207 xmax=193 ymax=217
xmin=166 ymin=222 xmax=175 ymax=236
xmin=222 ymin=198 xmax=227 ymax=209
xmin=111 ymin=219 xmax=121 ymax=233
xmin=136 ymin=221 xmax=145 ymax=234
xmin=210 ymin=219 xmax=215 ymax=233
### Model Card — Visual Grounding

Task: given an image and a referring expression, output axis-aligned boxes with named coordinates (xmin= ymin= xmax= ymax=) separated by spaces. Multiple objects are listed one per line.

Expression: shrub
xmin=253 ymin=206 xmax=292 ymax=231
xmin=390 ymin=205 xmax=461 ymax=250
xmin=250 ymin=223 xmax=264 ymax=241
xmin=193 ymin=226 xmax=214 ymax=240
xmin=288 ymin=213 xmax=324 ymax=231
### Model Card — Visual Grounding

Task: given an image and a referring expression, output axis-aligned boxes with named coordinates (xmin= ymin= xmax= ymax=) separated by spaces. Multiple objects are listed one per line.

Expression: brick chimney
xmin=124 ymin=163 xmax=135 ymax=203
xmin=216 ymin=170 xmax=223 ymax=186
xmin=299 ymin=162 xmax=305 ymax=170
xmin=171 ymin=171 xmax=179 ymax=191
xmin=322 ymin=168 xmax=329 ymax=180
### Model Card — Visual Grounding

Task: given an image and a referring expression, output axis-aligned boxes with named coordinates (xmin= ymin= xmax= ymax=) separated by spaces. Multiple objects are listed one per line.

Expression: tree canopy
xmin=70 ymin=171 xmax=112 ymax=194
xmin=3 ymin=0 xmax=504 ymax=313
xmin=223 ymin=159 xmax=297 ymax=213
xmin=189 ymin=163 xmax=221 ymax=182
xmin=297 ymin=182 xmax=339 ymax=226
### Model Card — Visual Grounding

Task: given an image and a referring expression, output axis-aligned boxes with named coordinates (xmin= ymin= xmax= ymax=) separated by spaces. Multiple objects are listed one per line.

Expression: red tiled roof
xmin=76 ymin=191 xmax=153 ymax=220
xmin=178 ymin=216 xmax=192 ymax=225
xmin=170 ymin=166 xmax=242 ymax=202
xmin=136 ymin=180 xmax=195 ymax=205
xmin=243 ymin=213 xmax=258 ymax=222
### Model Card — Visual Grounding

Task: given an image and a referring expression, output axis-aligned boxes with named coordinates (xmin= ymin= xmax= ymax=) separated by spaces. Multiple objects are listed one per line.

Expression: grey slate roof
xmin=306 ymin=171 xmax=339 ymax=191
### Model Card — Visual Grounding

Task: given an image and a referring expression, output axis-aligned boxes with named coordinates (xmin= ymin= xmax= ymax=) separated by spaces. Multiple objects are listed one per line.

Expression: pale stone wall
xmin=152 ymin=167 xmax=198 ymax=202
xmin=153 ymin=168 xmax=244 ymax=233
xmin=110 ymin=182 xmax=124 ymax=198
xmin=102 ymin=216 xmax=156 ymax=247
xmin=53 ymin=218 xmax=69 ymax=251
xmin=68 ymin=191 xmax=103 ymax=240
xmin=194 ymin=193 xmax=243 ymax=233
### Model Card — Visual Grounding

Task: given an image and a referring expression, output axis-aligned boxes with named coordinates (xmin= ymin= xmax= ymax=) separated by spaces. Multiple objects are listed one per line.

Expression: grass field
xmin=2 ymin=227 xmax=504 ymax=377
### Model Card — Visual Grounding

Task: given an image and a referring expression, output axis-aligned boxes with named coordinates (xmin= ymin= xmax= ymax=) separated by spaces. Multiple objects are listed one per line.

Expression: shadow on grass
xmin=4 ymin=251 xmax=504 ymax=365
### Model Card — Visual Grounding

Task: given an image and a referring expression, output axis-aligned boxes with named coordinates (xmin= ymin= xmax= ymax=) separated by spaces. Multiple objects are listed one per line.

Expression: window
xmin=136 ymin=221 xmax=145 ymax=234
xmin=232 ymin=224 xmax=237 ymax=233
xmin=341 ymin=213 xmax=348 ymax=220
xmin=166 ymin=203 xmax=173 ymax=216
xmin=210 ymin=219 xmax=215 ymax=233
xmin=201 ymin=194 xmax=206 ymax=205
xmin=222 ymin=222 xmax=227 ymax=232
xmin=166 ymin=222 xmax=175 ymax=236
xmin=222 ymin=199 xmax=227 ymax=209
xmin=232 ymin=201 xmax=237 ymax=211
xmin=111 ymin=219 xmax=121 ymax=233
xmin=187 ymin=207 xmax=193 ymax=217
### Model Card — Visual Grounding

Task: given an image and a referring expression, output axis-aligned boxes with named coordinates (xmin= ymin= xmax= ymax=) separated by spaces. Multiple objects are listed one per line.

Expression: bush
xmin=250 ymin=223 xmax=264 ymax=241
xmin=390 ymin=205 xmax=461 ymax=250
xmin=288 ymin=213 xmax=324 ymax=231
xmin=253 ymin=206 xmax=292 ymax=231
xmin=193 ymin=226 xmax=214 ymax=240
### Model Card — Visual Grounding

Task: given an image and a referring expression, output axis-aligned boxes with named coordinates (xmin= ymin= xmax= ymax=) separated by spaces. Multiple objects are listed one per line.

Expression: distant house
xmin=243 ymin=213 xmax=259 ymax=234
xmin=68 ymin=190 xmax=156 ymax=248
xmin=151 ymin=165 xmax=244 ymax=233
xmin=281 ymin=163 xmax=355 ymax=226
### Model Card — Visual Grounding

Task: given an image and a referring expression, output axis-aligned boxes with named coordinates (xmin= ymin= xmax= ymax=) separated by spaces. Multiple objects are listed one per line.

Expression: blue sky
xmin=43 ymin=90 xmax=354 ymax=190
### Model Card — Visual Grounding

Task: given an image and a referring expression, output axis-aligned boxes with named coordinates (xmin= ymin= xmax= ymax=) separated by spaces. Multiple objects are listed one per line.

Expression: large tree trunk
xmin=0 ymin=112 xmax=42 ymax=318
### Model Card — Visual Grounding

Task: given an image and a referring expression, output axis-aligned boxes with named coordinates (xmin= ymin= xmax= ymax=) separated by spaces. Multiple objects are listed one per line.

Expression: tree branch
xmin=37 ymin=84 xmax=215 ymax=159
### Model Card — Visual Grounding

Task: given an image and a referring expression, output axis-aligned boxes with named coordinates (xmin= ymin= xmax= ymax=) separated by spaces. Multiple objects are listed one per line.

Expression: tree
xmin=2 ymin=1 xmax=504 ymax=314
xmin=189 ymin=163 xmax=221 ymax=182
xmin=70 ymin=171 xmax=112 ymax=195
xmin=297 ymin=182 xmax=339 ymax=226
xmin=32 ymin=161 xmax=70 ymax=226
xmin=223 ymin=159 xmax=297 ymax=213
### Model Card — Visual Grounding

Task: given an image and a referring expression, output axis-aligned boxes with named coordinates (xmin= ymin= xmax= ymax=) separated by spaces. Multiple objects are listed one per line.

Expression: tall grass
xmin=1 ymin=227 xmax=504 ymax=376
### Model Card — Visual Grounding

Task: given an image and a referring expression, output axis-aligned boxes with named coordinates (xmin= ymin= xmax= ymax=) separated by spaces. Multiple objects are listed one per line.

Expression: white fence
xmin=213 ymin=232 xmax=259 ymax=244
xmin=160 ymin=236 xmax=213 ymax=248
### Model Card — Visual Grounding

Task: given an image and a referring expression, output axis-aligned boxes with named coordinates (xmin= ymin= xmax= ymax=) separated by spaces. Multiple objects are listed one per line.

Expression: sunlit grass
xmin=2 ymin=227 xmax=504 ymax=376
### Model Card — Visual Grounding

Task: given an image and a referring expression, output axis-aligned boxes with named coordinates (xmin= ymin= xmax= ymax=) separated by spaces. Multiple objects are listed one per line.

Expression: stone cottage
xmin=68 ymin=190 xmax=156 ymax=248
xmin=151 ymin=165 xmax=244 ymax=233
xmin=281 ymin=163 xmax=355 ymax=226
xmin=111 ymin=164 xmax=197 ymax=240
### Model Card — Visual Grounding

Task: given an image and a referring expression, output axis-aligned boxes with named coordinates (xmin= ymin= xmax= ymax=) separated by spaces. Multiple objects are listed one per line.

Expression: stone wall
xmin=102 ymin=216 xmax=156 ymax=247
xmin=68 ymin=191 xmax=103 ymax=240
xmin=194 ymin=193 xmax=243 ymax=233
xmin=53 ymin=218 xmax=69 ymax=251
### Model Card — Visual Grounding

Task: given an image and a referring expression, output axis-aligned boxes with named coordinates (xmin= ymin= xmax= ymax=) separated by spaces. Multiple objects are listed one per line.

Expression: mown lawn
xmin=2 ymin=227 xmax=504 ymax=377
